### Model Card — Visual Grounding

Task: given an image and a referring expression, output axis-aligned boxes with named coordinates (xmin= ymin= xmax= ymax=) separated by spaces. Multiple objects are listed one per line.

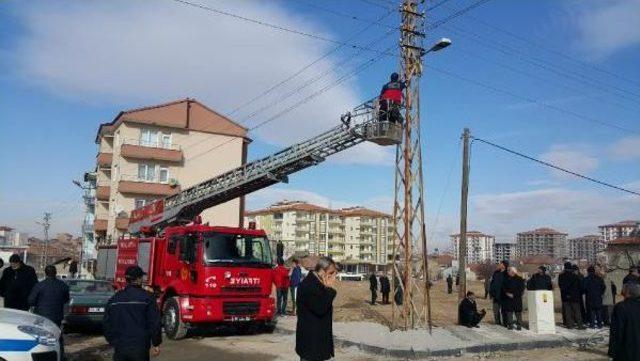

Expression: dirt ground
xmin=331 ymin=278 xmax=565 ymax=327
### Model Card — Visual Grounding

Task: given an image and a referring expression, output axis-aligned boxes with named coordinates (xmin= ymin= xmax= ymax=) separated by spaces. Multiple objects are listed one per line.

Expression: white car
xmin=0 ymin=308 xmax=61 ymax=361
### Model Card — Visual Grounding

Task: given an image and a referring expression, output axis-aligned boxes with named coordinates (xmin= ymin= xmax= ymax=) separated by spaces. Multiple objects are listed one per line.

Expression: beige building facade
xmin=93 ymin=99 xmax=248 ymax=243
xmin=244 ymin=201 xmax=393 ymax=264
xmin=450 ymin=231 xmax=495 ymax=264
xmin=598 ymin=220 xmax=639 ymax=243
xmin=517 ymin=227 xmax=568 ymax=259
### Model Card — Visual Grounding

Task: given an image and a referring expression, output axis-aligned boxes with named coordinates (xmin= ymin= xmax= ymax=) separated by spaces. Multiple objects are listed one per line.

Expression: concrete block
xmin=527 ymin=290 xmax=556 ymax=334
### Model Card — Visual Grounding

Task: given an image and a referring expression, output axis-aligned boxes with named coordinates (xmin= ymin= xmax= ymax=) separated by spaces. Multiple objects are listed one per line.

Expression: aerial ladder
xmin=128 ymin=99 xmax=402 ymax=234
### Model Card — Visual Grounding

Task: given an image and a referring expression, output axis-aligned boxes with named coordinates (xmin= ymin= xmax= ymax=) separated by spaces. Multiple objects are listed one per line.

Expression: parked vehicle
xmin=0 ymin=308 xmax=61 ymax=361
xmin=337 ymin=273 xmax=365 ymax=281
xmin=63 ymin=279 xmax=115 ymax=332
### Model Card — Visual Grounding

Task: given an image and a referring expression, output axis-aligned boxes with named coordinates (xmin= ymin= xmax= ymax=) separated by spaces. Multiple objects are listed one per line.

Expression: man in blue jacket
xmin=104 ymin=266 xmax=161 ymax=361
xmin=290 ymin=259 xmax=303 ymax=314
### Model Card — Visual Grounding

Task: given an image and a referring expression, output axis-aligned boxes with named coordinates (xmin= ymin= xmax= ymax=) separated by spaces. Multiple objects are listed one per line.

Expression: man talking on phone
xmin=296 ymin=256 xmax=338 ymax=361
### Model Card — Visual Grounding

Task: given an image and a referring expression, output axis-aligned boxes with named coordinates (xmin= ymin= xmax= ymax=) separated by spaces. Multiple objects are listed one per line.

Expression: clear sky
xmin=1 ymin=0 xmax=639 ymax=251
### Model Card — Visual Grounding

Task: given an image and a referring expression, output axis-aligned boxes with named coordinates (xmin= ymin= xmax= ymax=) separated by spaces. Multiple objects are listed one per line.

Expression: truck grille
xmin=223 ymin=301 xmax=260 ymax=316
xmin=221 ymin=286 xmax=261 ymax=293
xmin=32 ymin=351 xmax=58 ymax=361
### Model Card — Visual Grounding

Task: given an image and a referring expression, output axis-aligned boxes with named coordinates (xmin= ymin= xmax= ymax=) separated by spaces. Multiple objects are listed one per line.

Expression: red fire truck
xmin=96 ymin=100 xmax=400 ymax=339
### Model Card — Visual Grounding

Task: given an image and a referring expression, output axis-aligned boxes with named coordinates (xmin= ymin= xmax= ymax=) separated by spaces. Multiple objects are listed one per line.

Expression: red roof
xmin=450 ymin=231 xmax=493 ymax=238
xmin=598 ymin=220 xmax=639 ymax=228
xmin=0 ymin=226 xmax=14 ymax=231
xmin=518 ymin=227 xmax=567 ymax=236
xmin=608 ymin=236 xmax=640 ymax=245
xmin=245 ymin=201 xmax=391 ymax=218
xmin=520 ymin=255 xmax=560 ymax=265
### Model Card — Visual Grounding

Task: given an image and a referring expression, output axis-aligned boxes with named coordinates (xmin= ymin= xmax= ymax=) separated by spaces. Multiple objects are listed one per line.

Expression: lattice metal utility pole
xmin=391 ymin=0 xmax=431 ymax=331
xmin=36 ymin=212 xmax=51 ymax=270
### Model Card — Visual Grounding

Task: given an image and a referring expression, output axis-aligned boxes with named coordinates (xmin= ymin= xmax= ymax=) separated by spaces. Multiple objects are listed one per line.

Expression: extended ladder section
xmin=128 ymin=100 xmax=402 ymax=234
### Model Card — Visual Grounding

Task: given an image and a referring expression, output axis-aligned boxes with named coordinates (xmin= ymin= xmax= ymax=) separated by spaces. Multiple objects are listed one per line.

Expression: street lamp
xmin=425 ymin=37 xmax=452 ymax=54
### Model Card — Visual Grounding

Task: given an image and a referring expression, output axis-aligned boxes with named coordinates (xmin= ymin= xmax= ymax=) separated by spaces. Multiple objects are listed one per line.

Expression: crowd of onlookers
xmin=453 ymin=260 xmax=640 ymax=361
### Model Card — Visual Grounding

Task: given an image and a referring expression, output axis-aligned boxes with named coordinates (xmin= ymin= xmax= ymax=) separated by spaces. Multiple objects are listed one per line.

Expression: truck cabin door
xmin=178 ymin=233 xmax=199 ymax=283
xmin=162 ymin=234 xmax=181 ymax=284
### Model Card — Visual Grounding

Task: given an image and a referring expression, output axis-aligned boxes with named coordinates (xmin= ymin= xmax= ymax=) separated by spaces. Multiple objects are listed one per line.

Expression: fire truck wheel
xmin=163 ymin=297 xmax=188 ymax=340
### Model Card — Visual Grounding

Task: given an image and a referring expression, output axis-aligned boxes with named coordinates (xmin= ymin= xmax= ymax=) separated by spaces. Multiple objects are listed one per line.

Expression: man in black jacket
xmin=458 ymin=291 xmax=486 ymax=328
xmin=104 ymin=266 xmax=161 ymax=361
xmin=608 ymin=282 xmax=640 ymax=361
xmin=560 ymin=265 xmax=585 ymax=329
xmin=527 ymin=266 xmax=553 ymax=291
xmin=296 ymin=256 xmax=338 ymax=361
xmin=0 ymin=254 xmax=38 ymax=310
xmin=503 ymin=267 xmax=525 ymax=330
xmin=622 ymin=267 xmax=639 ymax=285
xmin=583 ymin=266 xmax=606 ymax=329
xmin=379 ymin=273 xmax=391 ymax=304
xmin=446 ymin=274 xmax=453 ymax=294
xmin=369 ymin=272 xmax=378 ymax=305
xmin=558 ymin=262 xmax=572 ymax=326
xmin=489 ymin=261 xmax=507 ymax=326
xmin=29 ymin=265 xmax=70 ymax=360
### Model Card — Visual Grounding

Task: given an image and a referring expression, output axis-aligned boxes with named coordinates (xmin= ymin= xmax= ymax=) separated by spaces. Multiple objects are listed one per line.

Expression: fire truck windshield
xmin=202 ymin=232 xmax=272 ymax=267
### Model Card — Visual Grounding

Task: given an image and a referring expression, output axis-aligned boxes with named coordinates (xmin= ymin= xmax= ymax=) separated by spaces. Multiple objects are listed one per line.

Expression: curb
xmin=276 ymin=325 xmax=601 ymax=359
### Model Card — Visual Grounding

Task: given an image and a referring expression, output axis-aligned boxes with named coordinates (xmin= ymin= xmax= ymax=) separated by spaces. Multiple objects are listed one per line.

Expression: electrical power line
xmin=471 ymin=136 xmax=640 ymax=197
xmin=291 ymin=0 xmax=396 ymax=30
xmin=227 ymin=6 xmax=396 ymax=116
xmin=447 ymin=8 xmax=640 ymax=88
xmin=425 ymin=63 xmax=640 ymax=135
xmin=170 ymin=0 xmax=395 ymax=57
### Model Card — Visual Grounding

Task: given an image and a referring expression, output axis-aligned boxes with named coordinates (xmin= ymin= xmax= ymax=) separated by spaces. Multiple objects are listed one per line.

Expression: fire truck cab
xmin=108 ymin=222 xmax=276 ymax=339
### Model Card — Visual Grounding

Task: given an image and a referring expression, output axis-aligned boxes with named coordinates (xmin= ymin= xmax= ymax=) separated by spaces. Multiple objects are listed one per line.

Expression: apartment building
xmin=567 ymin=235 xmax=601 ymax=263
xmin=93 ymin=98 xmax=248 ymax=243
xmin=598 ymin=220 xmax=639 ymax=243
xmin=244 ymin=201 xmax=393 ymax=264
xmin=450 ymin=231 xmax=495 ymax=263
xmin=517 ymin=228 xmax=567 ymax=259
xmin=0 ymin=226 xmax=28 ymax=247
xmin=493 ymin=242 xmax=517 ymax=262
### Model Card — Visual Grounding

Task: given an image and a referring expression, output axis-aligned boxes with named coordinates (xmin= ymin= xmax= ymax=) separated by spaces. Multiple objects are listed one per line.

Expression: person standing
xmin=573 ymin=265 xmax=588 ymax=324
xmin=0 ymin=254 xmax=38 ymax=310
xmin=28 ymin=265 xmax=70 ymax=360
xmin=104 ymin=266 xmax=161 ymax=361
xmin=446 ymin=274 xmax=453 ymax=295
xmin=458 ymin=291 xmax=486 ymax=328
xmin=483 ymin=276 xmax=491 ymax=299
xmin=603 ymin=272 xmax=615 ymax=326
xmin=290 ymin=259 xmax=303 ymax=314
xmin=393 ymin=274 xmax=403 ymax=306
xmin=489 ymin=261 xmax=506 ymax=326
xmin=503 ymin=266 xmax=525 ymax=330
xmin=558 ymin=262 xmax=573 ymax=327
xmin=608 ymin=282 xmax=640 ymax=361
xmin=527 ymin=266 xmax=553 ymax=290
xmin=68 ymin=259 xmax=78 ymax=279
xmin=296 ymin=257 xmax=338 ymax=361
xmin=583 ymin=266 xmax=606 ymax=329
xmin=562 ymin=264 xmax=585 ymax=329
xmin=379 ymin=272 xmax=390 ymax=304
xmin=274 ymin=260 xmax=290 ymax=316
xmin=378 ymin=72 xmax=406 ymax=123
xmin=368 ymin=272 xmax=378 ymax=305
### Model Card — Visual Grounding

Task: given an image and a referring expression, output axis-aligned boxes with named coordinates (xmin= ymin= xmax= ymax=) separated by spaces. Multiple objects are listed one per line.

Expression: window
xmin=134 ymin=199 xmax=146 ymax=209
xmin=168 ymin=235 xmax=180 ymax=255
xmin=140 ymin=129 xmax=159 ymax=147
xmin=138 ymin=163 xmax=155 ymax=182
xmin=159 ymin=166 xmax=169 ymax=183
xmin=160 ymin=133 xmax=172 ymax=149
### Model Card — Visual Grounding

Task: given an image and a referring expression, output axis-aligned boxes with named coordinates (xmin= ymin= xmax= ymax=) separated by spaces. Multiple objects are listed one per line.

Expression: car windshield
xmin=203 ymin=232 xmax=272 ymax=266
xmin=67 ymin=281 xmax=114 ymax=294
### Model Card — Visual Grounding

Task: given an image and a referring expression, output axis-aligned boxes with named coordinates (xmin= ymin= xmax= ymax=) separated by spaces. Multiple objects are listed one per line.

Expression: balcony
xmin=120 ymin=138 xmax=183 ymax=163
xmin=119 ymin=175 xmax=182 ymax=196
xmin=94 ymin=219 xmax=108 ymax=232
xmin=96 ymin=184 xmax=111 ymax=201
xmin=96 ymin=152 xmax=113 ymax=167
xmin=116 ymin=216 xmax=129 ymax=230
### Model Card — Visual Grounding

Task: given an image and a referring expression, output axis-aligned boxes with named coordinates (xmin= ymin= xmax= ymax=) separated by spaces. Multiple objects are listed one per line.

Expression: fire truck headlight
xmin=224 ymin=271 xmax=231 ymax=279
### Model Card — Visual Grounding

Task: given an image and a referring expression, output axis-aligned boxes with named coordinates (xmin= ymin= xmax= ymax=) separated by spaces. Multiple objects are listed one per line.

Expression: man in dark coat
xmin=379 ymin=273 xmax=391 ymax=304
xmin=557 ymin=262 xmax=573 ymax=326
xmin=527 ymin=266 xmax=553 ymax=290
xmin=104 ymin=266 xmax=162 ymax=361
xmin=29 ymin=265 xmax=70 ymax=360
xmin=489 ymin=261 xmax=507 ymax=326
xmin=296 ymin=257 xmax=338 ymax=361
xmin=458 ymin=291 xmax=486 ymax=328
xmin=608 ymin=282 xmax=640 ymax=361
xmin=0 ymin=254 xmax=38 ymax=310
xmin=560 ymin=265 xmax=585 ymax=329
xmin=503 ymin=267 xmax=525 ymax=330
xmin=446 ymin=274 xmax=453 ymax=294
xmin=394 ymin=274 xmax=403 ymax=305
xmin=583 ymin=266 xmax=606 ymax=329
xmin=369 ymin=272 xmax=378 ymax=305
